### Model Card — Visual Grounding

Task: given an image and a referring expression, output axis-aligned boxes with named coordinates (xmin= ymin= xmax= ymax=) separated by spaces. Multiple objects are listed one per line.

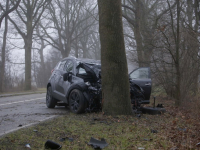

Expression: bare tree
xmin=151 ymin=0 xmax=200 ymax=106
xmin=0 ymin=0 xmax=51 ymax=90
xmin=122 ymin=0 xmax=176 ymax=67
xmin=41 ymin=0 xmax=96 ymax=58
xmin=0 ymin=0 xmax=9 ymax=92
xmin=33 ymin=23 xmax=48 ymax=87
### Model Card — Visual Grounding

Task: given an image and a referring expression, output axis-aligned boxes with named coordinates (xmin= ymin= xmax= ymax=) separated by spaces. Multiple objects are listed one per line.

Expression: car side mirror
xmin=63 ymin=72 xmax=73 ymax=81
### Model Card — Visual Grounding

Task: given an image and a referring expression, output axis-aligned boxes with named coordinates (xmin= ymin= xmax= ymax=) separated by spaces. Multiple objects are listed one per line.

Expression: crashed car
xmin=46 ymin=57 xmax=151 ymax=113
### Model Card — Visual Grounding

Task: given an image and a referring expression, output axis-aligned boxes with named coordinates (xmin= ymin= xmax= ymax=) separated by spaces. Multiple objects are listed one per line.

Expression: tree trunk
xmin=24 ymin=17 xmax=33 ymax=90
xmin=24 ymin=3 xmax=34 ymax=90
xmin=134 ymin=1 xmax=144 ymax=67
xmin=39 ymin=40 xmax=46 ymax=87
xmin=175 ymin=0 xmax=181 ymax=106
xmin=82 ymin=42 xmax=87 ymax=58
xmin=0 ymin=0 xmax=9 ymax=92
xmin=98 ymin=0 xmax=132 ymax=115
xmin=75 ymin=43 xmax=79 ymax=58
xmin=192 ymin=0 xmax=200 ymax=95
xmin=24 ymin=35 xmax=32 ymax=90
xmin=62 ymin=41 xmax=71 ymax=58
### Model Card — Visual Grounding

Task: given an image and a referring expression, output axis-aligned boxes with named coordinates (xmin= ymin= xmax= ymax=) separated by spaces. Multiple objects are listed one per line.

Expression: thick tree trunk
xmin=24 ymin=4 xmax=34 ymax=90
xmin=123 ymin=0 xmax=153 ymax=67
xmin=98 ymin=0 xmax=132 ymax=115
xmin=24 ymin=19 xmax=33 ymax=90
xmin=24 ymin=35 xmax=32 ymax=90
xmin=134 ymin=1 xmax=144 ymax=67
xmin=0 ymin=0 xmax=9 ymax=92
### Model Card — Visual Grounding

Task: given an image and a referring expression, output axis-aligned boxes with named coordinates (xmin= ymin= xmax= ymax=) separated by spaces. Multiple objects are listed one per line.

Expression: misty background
xmin=0 ymin=0 xmax=200 ymax=103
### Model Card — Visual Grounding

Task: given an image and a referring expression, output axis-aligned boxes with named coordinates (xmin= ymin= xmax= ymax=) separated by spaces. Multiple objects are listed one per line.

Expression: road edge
xmin=0 ymin=115 xmax=56 ymax=138
xmin=0 ymin=91 xmax=46 ymax=98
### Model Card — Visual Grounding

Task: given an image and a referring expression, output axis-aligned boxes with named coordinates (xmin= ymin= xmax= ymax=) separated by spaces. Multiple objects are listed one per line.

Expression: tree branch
xmin=121 ymin=4 xmax=136 ymax=14
xmin=122 ymin=13 xmax=135 ymax=27
xmin=0 ymin=4 xmax=25 ymax=39
xmin=0 ymin=0 xmax=21 ymax=28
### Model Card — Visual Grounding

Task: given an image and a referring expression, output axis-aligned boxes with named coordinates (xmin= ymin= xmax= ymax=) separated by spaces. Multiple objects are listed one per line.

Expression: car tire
xmin=46 ymin=86 xmax=56 ymax=108
xmin=69 ymin=89 xmax=86 ymax=114
xmin=141 ymin=107 xmax=166 ymax=115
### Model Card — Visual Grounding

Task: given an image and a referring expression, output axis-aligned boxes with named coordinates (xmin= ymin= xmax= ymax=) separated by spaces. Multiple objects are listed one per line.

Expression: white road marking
xmin=0 ymin=97 xmax=45 ymax=106
xmin=0 ymin=115 xmax=56 ymax=137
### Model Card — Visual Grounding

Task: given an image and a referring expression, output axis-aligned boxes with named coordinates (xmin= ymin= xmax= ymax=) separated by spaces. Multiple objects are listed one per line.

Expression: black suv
xmin=46 ymin=57 xmax=151 ymax=113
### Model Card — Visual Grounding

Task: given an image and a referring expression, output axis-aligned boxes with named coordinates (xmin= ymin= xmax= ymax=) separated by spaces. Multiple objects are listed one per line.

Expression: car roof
xmin=63 ymin=56 xmax=101 ymax=65
xmin=77 ymin=58 xmax=100 ymax=64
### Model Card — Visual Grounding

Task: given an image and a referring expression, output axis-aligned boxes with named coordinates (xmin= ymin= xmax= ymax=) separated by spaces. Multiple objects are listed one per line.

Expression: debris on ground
xmin=45 ymin=140 xmax=62 ymax=150
xmin=196 ymin=142 xmax=200 ymax=147
xmin=59 ymin=137 xmax=74 ymax=142
xmin=156 ymin=104 xmax=164 ymax=108
xmin=143 ymin=138 xmax=153 ymax=141
xmin=25 ymin=144 xmax=31 ymax=149
xmin=138 ymin=147 xmax=145 ymax=150
xmin=88 ymin=137 xmax=108 ymax=149
xmin=151 ymin=129 xmax=158 ymax=133
xmin=68 ymin=138 xmax=74 ymax=142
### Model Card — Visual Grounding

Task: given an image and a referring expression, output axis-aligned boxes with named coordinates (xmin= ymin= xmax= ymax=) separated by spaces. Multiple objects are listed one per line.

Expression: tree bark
xmin=0 ymin=0 xmax=9 ymax=92
xmin=98 ymin=0 xmax=132 ymax=115
xmin=24 ymin=34 xmax=32 ymax=90
xmin=191 ymin=0 xmax=200 ymax=95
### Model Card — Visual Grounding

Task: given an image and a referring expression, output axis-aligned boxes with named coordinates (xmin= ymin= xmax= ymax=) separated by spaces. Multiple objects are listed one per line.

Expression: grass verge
xmin=0 ymin=97 xmax=200 ymax=150
xmin=0 ymin=88 xmax=46 ymax=97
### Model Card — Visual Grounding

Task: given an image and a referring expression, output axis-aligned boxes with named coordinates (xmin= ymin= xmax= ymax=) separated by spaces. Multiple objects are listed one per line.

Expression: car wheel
xmin=141 ymin=107 xmax=166 ymax=115
xmin=69 ymin=89 xmax=86 ymax=114
xmin=46 ymin=86 xmax=56 ymax=108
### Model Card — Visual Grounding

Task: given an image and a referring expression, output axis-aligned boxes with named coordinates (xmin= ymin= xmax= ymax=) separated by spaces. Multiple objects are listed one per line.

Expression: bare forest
xmin=0 ymin=0 xmax=200 ymax=107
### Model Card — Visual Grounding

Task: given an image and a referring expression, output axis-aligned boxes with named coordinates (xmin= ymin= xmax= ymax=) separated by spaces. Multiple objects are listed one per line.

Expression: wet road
xmin=0 ymin=93 xmax=69 ymax=136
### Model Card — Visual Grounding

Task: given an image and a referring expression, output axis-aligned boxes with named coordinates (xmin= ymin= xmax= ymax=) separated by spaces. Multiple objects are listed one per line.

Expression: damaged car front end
xmin=76 ymin=62 xmax=102 ymax=112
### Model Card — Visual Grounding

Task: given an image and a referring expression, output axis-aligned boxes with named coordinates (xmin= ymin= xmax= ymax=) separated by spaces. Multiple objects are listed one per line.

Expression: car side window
xmin=58 ymin=61 xmax=67 ymax=71
xmin=130 ymin=68 xmax=150 ymax=79
xmin=64 ymin=60 xmax=74 ymax=72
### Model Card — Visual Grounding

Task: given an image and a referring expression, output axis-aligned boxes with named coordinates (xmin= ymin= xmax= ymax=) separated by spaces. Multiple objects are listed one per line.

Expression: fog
xmin=0 ymin=0 xmax=199 ymax=102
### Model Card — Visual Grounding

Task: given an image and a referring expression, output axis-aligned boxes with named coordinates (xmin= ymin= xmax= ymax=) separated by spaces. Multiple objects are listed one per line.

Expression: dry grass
xmin=0 ymin=96 xmax=200 ymax=150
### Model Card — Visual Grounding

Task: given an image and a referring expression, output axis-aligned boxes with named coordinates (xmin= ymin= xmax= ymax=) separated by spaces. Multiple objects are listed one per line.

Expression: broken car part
xmin=45 ymin=140 xmax=62 ymax=150
xmin=88 ymin=137 xmax=108 ymax=149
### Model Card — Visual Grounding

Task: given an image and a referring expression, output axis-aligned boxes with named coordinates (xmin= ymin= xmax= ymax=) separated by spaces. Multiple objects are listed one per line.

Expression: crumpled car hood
xmin=76 ymin=62 xmax=101 ymax=81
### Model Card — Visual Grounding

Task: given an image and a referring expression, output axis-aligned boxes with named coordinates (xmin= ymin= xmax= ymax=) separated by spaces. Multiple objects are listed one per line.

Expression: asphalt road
xmin=0 ymin=93 xmax=69 ymax=136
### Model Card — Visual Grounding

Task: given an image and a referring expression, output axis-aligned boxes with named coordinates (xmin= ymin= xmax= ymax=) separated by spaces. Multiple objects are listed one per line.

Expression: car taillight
xmin=51 ymin=69 xmax=54 ymax=74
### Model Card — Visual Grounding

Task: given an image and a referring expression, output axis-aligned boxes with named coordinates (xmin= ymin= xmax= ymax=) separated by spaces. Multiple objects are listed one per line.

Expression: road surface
xmin=0 ymin=93 xmax=69 ymax=136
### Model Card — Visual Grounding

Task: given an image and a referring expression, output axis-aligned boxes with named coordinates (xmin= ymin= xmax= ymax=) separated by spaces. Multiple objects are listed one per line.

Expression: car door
xmin=54 ymin=60 xmax=67 ymax=101
xmin=50 ymin=61 xmax=61 ymax=91
xmin=129 ymin=67 xmax=151 ymax=100
xmin=57 ymin=59 xmax=74 ymax=103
